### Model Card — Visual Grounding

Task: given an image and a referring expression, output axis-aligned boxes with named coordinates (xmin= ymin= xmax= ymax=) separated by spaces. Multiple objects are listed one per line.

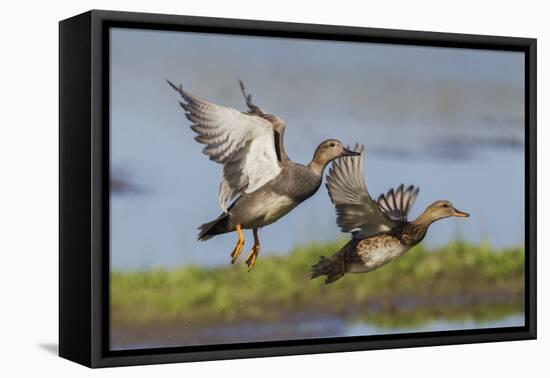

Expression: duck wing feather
xmin=326 ymin=144 xmax=398 ymax=239
xmin=239 ymin=80 xmax=289 ymax=163
xmin=168 ymin=80 xmax=281 ymax=212
xmin=377 ymin=184 xmax=419 ymax=223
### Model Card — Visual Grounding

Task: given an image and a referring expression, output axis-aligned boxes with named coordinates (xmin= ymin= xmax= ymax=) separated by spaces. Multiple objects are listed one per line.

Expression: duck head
xmin=309 ymin=139 xmax=360 ymax=174
xmin=416 ymin=200 xmax=469 ymax=225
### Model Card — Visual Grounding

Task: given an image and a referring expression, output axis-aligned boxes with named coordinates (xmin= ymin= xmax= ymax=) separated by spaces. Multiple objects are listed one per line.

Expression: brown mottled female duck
xmin=310 ymin=145 xmax=469 ymax=284
xmin=168 ymin=80 xmax=359 ymax=271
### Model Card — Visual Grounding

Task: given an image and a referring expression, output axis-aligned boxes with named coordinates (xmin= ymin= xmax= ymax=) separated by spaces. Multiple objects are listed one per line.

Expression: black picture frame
xmin=59 ymin=9 xmax=537 ymax=368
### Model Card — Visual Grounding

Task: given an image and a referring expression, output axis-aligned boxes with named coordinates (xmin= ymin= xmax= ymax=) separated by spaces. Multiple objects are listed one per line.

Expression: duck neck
xmin=403 ymin=210 xmax=437 ymax=245
xmin=401 ymin=214 xmax=432 ymax=247
xmin=308 ymin=156 xmax=328 ymax=176
xmin=411 ymin=209 xmax=436 ymax=230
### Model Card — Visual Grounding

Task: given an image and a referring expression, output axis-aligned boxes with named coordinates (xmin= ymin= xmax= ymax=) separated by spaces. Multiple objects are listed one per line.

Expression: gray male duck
xmin=310 ymin=145 xmax=469 ymax=284
xmin=168 ymin=80 xmax=359 ymax=270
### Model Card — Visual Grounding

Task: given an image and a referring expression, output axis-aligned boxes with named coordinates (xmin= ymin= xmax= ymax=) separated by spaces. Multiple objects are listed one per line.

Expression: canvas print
xmin=109 ymin=27 xmax=525 ymax=350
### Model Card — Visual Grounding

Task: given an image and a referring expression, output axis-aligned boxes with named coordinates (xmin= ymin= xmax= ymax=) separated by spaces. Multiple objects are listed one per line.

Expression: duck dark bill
xmin=452 ymin=208 xmax=470 ymax=217
xmin=342 ymin=148 xmax=361 ymax=157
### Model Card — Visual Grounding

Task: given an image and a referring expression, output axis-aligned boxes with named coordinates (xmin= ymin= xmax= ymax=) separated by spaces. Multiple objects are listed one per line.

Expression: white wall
xmin=0 ymin=0 xmax=546 ymax=376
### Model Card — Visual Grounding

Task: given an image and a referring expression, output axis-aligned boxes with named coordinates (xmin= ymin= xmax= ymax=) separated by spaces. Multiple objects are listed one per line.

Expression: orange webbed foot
xmin=245 ymin=228 xmax=260 ymax=271
xmin=230 ymin=224 xmax=244 ymax=264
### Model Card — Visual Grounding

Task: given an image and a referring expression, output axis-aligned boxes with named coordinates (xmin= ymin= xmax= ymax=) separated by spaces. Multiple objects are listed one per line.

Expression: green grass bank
xmin=111 ymin=240 xmax=524 ymax=326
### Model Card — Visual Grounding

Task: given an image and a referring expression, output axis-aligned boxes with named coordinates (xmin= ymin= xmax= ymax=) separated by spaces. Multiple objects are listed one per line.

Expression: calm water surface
xmin=110 ymin=144 xmax=524 ymax=270
xmin=111 ymin=312 xmax=524 ymax=351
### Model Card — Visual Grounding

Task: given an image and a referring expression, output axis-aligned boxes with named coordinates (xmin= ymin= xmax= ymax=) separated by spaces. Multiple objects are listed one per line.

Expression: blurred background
xmin=109 ymin=28 xmax=525 ymax=350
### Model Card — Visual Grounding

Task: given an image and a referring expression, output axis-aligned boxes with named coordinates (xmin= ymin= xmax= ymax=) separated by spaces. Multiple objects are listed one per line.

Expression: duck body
xmin=236 ymin=162 xmax=323 ymax=228
xmin=311 ymin=222 xmax=427 ymax=281
xmin=200 ymin=161 xmax=323 ymax=237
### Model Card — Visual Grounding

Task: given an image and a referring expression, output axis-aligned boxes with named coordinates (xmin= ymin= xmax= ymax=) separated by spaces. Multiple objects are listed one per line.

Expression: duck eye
xmin=329 ymin=143 xmax=335 ymax=147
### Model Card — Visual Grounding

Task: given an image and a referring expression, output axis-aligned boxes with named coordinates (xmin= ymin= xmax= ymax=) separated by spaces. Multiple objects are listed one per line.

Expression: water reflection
xmin=111 ymin=297 xmax=524 ymax=350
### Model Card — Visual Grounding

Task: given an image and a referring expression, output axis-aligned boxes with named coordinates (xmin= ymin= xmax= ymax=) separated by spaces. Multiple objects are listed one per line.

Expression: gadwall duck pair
xmin=168 ymin=80 xmax=359 ymax=271
xmin=310 ymin=145 xmax=469 ymax=284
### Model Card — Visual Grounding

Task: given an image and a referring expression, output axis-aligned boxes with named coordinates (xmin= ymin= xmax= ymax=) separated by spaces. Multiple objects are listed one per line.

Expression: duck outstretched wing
xmin=168 ymin=80 xmax=281 ymax=212
xmin=326 ymin=145 xmax=398 ymax=238
xmin=377 ymin=184 xmax=419 ymax=223
xmin=238 ymin=80 xmax=289 ymax=163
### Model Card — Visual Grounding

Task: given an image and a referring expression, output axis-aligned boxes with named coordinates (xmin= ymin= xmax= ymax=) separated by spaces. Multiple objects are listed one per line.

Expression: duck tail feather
xmin=309 ymin=255 xmax=345 ymax=285
xmin=197 ymin=213 xmax=230 ymax=241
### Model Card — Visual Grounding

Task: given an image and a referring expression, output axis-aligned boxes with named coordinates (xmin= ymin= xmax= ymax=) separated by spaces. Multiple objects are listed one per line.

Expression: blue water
xmin=110 ymin=133 xmax=524 ymax=270
xmin=111 ymin=312 xmax=525 ymax=350
xmin=344 ymin=313 xmax=524 ymax=337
